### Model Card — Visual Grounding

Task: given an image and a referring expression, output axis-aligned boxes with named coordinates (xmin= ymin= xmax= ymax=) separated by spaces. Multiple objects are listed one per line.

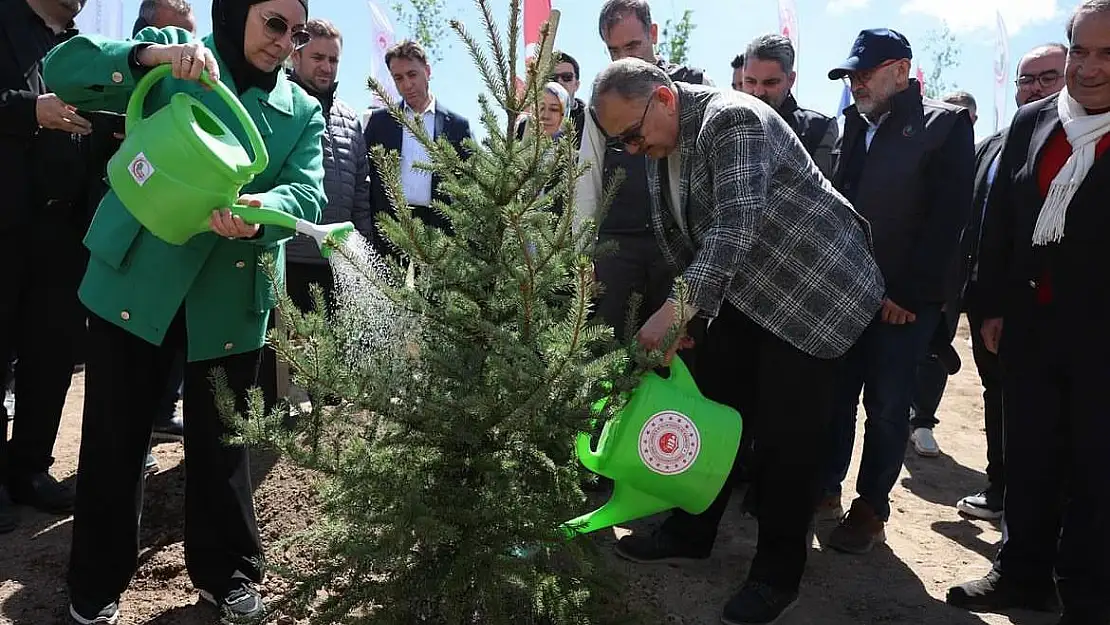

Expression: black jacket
xmin=363 ymin=102 xmax=471 ymax=252
xmin=0 ymin=0 xmax=85 ymax=231
xmin=832 ymin=80 xmax=976 ymax=312
xmin=778 ymin=93 xmax=838 ymax=178
xmin=978 ymin=94 xmax=1110 ymax=352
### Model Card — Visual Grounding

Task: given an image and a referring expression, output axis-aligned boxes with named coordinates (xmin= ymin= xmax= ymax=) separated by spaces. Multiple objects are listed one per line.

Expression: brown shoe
xmin=827 ymin=498 xmax=886 ymax=554
xmin=814 ymin=494 xmax=844 ymax=523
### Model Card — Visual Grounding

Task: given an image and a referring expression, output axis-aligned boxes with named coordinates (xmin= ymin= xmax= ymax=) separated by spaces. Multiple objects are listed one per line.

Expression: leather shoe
xmin=0 ymin=485 xmax=18 ymax=533
xmin=9 ymin=471 xmax=74 ymax=515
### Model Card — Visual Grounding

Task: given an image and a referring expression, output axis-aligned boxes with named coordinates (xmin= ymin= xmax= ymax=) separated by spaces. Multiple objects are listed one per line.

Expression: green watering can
xmin=562 ymin=356 xmax=742 ymax=536
xmin=107 ymin=65 xmax=353 ymax=257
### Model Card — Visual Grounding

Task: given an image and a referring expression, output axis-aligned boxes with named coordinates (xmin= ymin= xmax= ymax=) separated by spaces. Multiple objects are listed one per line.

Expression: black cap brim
xmin=828 ymin=56 xmax=862 ymax=80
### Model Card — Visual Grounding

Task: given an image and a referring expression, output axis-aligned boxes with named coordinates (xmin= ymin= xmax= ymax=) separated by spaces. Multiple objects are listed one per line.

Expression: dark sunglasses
xmin=1016 ymin=70 xmax=1061 ymax=89
xmin=549 ymin=71 xmax=576 ymax=83
xmin=262 ymin=13 xmax=311 ymax=50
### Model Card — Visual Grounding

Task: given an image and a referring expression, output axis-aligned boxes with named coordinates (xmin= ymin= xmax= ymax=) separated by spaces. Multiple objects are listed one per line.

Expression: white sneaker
xmin=911 ymin=427 xmax=940 ymax=457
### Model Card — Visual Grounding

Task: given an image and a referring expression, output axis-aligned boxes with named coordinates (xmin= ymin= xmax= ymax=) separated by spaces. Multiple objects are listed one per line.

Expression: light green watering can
xmin=107 ymin=65 xmax=353 ymax=257
xmin=562 ymin=355 xmax=743 ymax=536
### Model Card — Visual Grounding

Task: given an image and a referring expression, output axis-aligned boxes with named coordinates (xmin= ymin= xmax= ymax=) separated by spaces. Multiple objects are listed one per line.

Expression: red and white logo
xmin=128 ymin=152 xmax=155 ymax=186
xmin=638 ymin=411 xmax=700 ymax=475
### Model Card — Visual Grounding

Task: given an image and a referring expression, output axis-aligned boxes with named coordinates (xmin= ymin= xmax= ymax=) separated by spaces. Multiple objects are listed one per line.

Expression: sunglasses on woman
xmin=262 ymin=13 xmax=312 ymax=50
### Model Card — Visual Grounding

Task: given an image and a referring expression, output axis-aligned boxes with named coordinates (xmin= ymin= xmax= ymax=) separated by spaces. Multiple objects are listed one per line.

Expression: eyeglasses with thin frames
xmin=1016 ymin=70 xmax=1061 ymax=89
xmin=262 ymin=13 xmax=311 ymax=50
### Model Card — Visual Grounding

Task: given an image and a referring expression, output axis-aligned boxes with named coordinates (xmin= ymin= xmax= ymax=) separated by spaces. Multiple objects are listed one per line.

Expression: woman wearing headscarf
xmin=42 ymin=1 xmax=323 ymax=623
xmin=516 ymin=81 xmax=573 ymax=140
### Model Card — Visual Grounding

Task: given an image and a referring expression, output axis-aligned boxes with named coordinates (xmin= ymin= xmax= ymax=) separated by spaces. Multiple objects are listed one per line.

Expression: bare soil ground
xmin=0 ymin=321 xmax=1059 ymax=625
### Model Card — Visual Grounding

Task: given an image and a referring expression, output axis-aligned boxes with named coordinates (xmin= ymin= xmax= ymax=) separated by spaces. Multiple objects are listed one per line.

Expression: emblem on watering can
xmin=639 ymin=411 xmax=700 ymax=475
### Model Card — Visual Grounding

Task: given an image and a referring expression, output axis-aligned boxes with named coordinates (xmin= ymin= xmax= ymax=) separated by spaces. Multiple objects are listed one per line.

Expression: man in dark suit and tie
xmin=364 ymin=39 xmax=471 ymax=255
xmin=948 ymin=3 xmax=1110 ymax=622
xmin=590 ymin=58 xmax=884 ymax=624
xmin=948 ymin=43 xmax=1066 ymax=521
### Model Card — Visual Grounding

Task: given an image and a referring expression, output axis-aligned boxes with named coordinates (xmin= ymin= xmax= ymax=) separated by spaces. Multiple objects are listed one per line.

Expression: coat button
xmin=120 ymin=310 xmax=130 ymax=321
xmin=235 ymin=261 xmax=246 ymax=268
xmin=1029 ymin=279 xmax=1038 ymax=288
xmin=224 ymin=342 xmax=234 ymax=351
xmin=111 ymin=71 xmax=124 ymax=84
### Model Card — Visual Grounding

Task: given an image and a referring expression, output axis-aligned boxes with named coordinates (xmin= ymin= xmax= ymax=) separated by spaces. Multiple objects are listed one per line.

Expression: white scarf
xmin=1033 ymin=89 xmax=1110 ymax=245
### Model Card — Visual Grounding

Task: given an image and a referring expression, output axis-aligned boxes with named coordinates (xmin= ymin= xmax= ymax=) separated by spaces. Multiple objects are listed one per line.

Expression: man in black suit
xmin=364 ymin=39 xmax=471 ymax=255
xmin=947 ymin=43 xmax=1066 ymax=521
xmin=0 ymin=0 xmax=89 ymax=533
xmin=948 ymin=3 xmax=1110 ymax=622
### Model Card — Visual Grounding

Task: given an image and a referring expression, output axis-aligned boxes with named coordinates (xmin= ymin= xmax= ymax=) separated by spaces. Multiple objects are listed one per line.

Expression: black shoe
xmin=614 ymin=527 xmax=711 ymax=564
xmin=721 ymin=580 xmax=799 ymax=625
xmin=9 ymin=471 xmax=74 ymax=515
xmin=0 ymin=485 xmax=18 ymax=533
xmin=947 ymin=569 xmax=1059 ymax=613
xmin=200 ymin=575 xmax=265 ymax=624
xmin=69 ymin=597 xmax=120 ymax=624
xmin=151 ymin=411 xmax=184 ymax=443
xmin=1058 ymin=607 xmax=1110 ymax=625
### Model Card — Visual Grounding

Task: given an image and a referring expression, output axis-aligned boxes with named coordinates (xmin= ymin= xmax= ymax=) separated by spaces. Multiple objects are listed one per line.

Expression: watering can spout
xmin=560 ymin=482 xmax=671 ymax=537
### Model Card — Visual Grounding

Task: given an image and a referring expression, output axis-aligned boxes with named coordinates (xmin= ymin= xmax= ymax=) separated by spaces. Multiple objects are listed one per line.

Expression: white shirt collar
xmin=403 ymin=94 xmax=437 ymax=116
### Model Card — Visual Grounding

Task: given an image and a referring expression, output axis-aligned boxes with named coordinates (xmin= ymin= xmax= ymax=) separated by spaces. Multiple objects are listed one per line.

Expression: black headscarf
xmin=211 ymin=0 xmax=308 ymax=94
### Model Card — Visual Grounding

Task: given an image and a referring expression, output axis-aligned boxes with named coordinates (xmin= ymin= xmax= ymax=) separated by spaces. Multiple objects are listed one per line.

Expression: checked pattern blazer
xmin=647 ymin=83 xmax=885 ymax=359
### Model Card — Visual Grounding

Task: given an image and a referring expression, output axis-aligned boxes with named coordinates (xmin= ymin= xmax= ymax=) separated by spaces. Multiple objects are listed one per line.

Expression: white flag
xmin=993 ymin=11 xmax=1010 ymax=132
xmin=367 ymin=0 xmax=402 ymax=108
xmin=778 ymin=0 xmax=799 ymax=95
xmin=74 ymin=0 xmax=125 ymax=38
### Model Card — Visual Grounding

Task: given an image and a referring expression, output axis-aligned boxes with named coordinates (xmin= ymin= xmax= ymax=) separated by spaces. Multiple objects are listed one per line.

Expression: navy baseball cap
xmin=828 ymin=28 xmax=912 ymax=80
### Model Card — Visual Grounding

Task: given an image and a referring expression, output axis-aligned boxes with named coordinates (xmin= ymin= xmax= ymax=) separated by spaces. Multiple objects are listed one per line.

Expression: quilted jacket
xmin=287 ymin=80 xmax=372 ymax=265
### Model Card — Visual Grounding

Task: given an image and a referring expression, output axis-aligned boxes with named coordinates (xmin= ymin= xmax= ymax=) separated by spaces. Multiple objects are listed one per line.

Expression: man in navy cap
xmin=816 ymin=28 xmax=975 ymax=554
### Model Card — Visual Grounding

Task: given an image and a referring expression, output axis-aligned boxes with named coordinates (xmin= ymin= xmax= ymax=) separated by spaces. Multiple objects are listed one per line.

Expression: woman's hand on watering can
xmin=210 ymin=196 xmax=263 ymax=239
xmin=137 ymin=42 xmax=220 ymax=85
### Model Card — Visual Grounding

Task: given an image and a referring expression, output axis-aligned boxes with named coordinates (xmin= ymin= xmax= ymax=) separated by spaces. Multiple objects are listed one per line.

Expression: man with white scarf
xmin=946 ymin=1 xmax=1110 ymax=622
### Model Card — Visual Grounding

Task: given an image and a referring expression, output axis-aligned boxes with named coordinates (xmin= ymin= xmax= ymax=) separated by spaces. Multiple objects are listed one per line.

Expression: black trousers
xmin=0 ymin=216 xmax=87 ymax=484
xmin=662 ymin=303 xmax=838 ymax=592
xmin=994 ymin=302 xmax=1109 ymax=617
xmin=966 ymin=304 xmax=1004 ymax=492
xmin=68 ymin=312 xmax=263 ymax=604
xmin=594 ymin=232 xmax=674 ymax=343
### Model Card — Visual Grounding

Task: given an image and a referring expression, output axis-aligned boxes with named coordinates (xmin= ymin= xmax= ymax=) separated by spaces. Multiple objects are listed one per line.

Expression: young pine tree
xmin=221 ymin=1 xmax=660 ymax=623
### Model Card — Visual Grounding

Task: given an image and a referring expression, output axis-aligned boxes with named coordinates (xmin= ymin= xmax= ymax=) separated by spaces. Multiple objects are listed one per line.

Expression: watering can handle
xmin=664 ymin=354 xmax=700 ymax=394
xmin=125 ymin=64 xmax=270 ymax=177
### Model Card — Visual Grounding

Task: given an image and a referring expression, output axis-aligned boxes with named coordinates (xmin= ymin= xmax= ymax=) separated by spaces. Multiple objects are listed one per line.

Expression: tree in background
xmin=392 ymin=0 xmax=452 ymax=61
xmin=221 ymin=0 xmax=673 ymax=623
xmin=921 ymin=23 xmax=962 ymax=99
xmin=658 ymin=8 xmax=696 ymax=66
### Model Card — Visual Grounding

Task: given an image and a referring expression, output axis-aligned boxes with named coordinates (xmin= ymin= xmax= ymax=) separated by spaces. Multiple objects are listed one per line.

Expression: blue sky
xmin=89 ymin=0 xmax=1073 ymax=141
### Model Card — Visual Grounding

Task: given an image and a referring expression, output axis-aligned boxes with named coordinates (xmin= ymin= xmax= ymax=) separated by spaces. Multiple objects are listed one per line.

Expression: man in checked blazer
xmin=589 ymin=58 xmax=884 ymax=624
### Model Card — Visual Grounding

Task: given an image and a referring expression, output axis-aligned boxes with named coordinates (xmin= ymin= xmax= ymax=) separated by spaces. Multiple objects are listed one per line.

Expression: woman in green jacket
xmin=42 ymin=1 xmax=324 ymax=623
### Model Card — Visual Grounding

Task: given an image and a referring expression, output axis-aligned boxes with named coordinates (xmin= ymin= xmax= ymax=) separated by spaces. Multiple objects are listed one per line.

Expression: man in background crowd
xmin=819 ymin=28 xmax=975 ymax=554
xmin=132 ymin=0 xmax=194 ymax=34
xmin=731 ymin=53 xmax=744 ymax=90
xmin=574 ymin=0 xmax=712 ymax=350
xmin=0 ymin=0 xmax=90 ymax=533
xmin=551 ymin=51 xmax=585 ymax=147
xmin=948 ymin=42 xmax=1066 ymax=520
xmin=905 ymin=90 xmax=979 ymax=460
xmin=741 ymin=33 xmax=838 ymax=177
xmin=286 ymin=18 xmax=371 ymax=311
xmin=365 ymin=39 xmax=471 ymax=255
